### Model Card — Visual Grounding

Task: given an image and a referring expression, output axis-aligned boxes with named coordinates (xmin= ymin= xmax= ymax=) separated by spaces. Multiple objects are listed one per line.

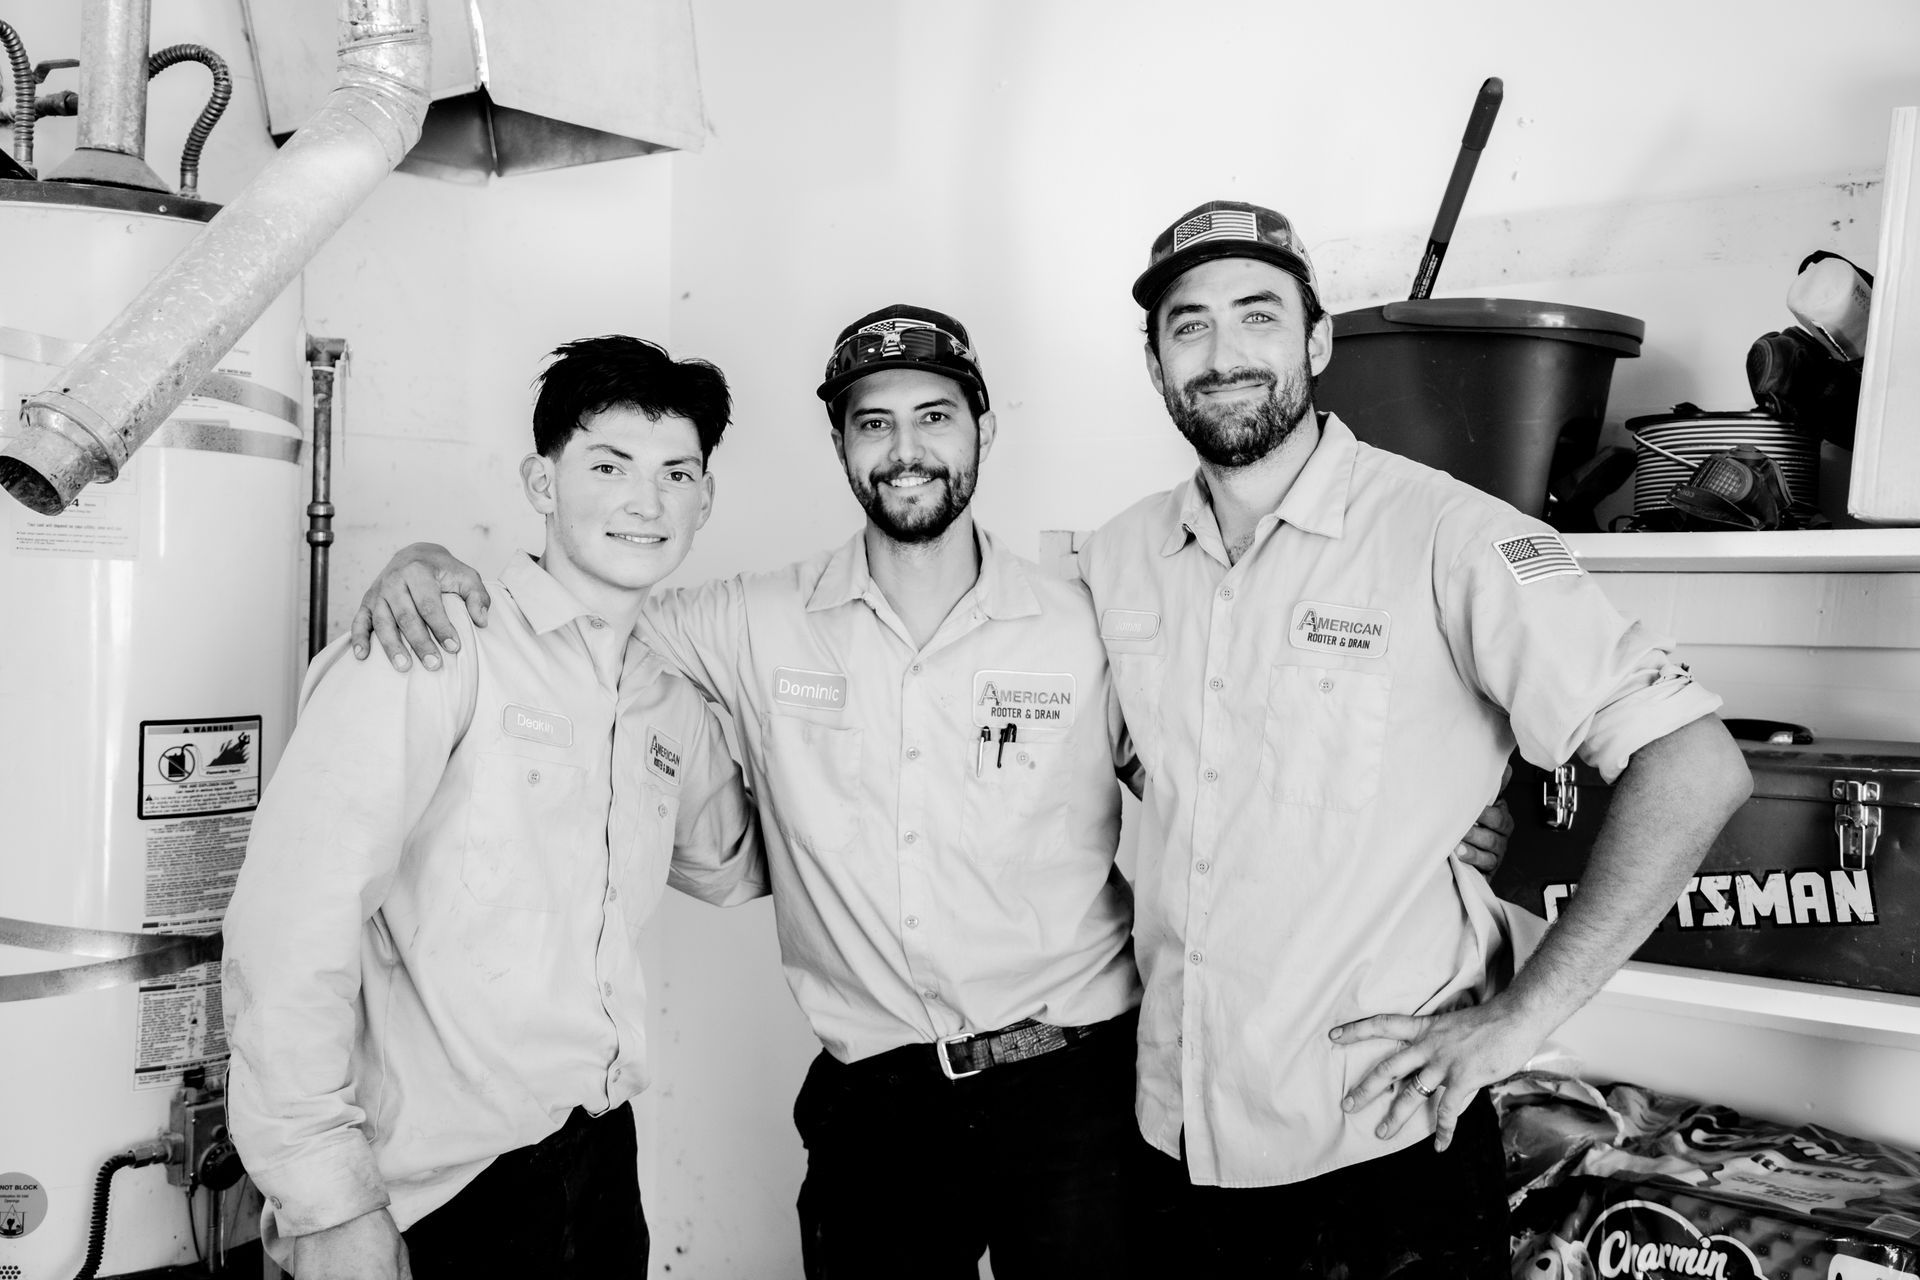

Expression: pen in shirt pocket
xmin=975 ymin=725 xmax=991 ymax=777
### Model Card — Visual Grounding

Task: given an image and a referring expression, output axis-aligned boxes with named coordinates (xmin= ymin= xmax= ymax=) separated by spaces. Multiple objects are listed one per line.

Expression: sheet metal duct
xmin=0 ymin=0 xmax=431 ymax=515
xmin=241 ymin=0 xmax=709 ymax=182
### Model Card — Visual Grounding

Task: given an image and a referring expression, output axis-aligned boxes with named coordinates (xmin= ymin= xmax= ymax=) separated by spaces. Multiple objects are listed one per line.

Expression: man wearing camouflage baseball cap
xmin=1075 ymin=198 xmax=1751 ymax=1275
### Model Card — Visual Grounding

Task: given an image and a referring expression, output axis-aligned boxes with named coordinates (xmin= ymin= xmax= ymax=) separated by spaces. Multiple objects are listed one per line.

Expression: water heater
xmin=0 ymin=180 xmax=303 ymax=1278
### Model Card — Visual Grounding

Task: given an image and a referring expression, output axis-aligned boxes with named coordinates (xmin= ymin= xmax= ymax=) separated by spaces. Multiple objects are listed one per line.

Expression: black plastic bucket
xmin=1315 ymin=298 xmax=1644 ymax=517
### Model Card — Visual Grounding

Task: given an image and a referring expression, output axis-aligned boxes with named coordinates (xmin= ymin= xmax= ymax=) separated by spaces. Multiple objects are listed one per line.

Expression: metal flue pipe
xmin=45 ymin=0 xmax=167 ymax=191
xmin=0 ymin=0 xmax=430 ymax=516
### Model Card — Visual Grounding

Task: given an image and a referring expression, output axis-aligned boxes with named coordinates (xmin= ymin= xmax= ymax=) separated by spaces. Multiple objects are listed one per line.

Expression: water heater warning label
xmin=0 ymin=1172 xmax=47 ymax=1238
xmin=138 ymin=717 xmax=261 ymax=819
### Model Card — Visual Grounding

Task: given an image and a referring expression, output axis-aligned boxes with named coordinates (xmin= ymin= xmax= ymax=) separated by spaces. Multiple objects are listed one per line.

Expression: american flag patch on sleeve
xmin=1493 ymin=532 xmax=1583 ymax=584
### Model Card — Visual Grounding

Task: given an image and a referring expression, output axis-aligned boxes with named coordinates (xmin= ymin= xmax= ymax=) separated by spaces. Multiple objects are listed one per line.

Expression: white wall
xmin=10 ymin=0 xmax=1920 ymax=1276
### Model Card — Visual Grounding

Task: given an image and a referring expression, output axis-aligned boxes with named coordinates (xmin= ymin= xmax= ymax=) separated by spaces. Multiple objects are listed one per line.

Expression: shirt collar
xmin=1154 ymin=411 xmax=1357 ymax=556
xmin=804 ymin=525 xmax=1041 ymax=621
xmin=497 ymin=551 xmax=601 ymax=635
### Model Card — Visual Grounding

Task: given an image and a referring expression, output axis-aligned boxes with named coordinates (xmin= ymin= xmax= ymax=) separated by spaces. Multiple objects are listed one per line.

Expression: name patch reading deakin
xmin=1288 ymin=601 xmax=1390 ymax=657
xmin=773 ymin=667 xmax=849 ymax=711
xmin=502 ymin=704 xmax=573 ymax=747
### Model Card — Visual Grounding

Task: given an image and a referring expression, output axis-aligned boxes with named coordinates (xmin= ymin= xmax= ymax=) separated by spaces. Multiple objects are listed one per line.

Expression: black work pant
xmin=401 ymin=1101 xmax=648 ymax=1280
xmin=1131 ymin=1091 xmax=1510 ymax=1279
xmin=795 ymin=1010 xmax=1144 ymax=1280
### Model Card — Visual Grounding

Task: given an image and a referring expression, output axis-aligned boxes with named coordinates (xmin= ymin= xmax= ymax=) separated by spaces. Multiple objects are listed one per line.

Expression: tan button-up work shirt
xmin=1078 ymin=415 xmax=1720 ymax=1187
xmin=224 ymin=554 xmax=764 ymax=1255
xmin=639 ymin=529 xmax=1141 ymax=1064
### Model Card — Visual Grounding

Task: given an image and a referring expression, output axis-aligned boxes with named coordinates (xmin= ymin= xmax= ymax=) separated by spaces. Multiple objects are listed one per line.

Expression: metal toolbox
xmin=1491 ymin=735 xmax=1920 ymax=996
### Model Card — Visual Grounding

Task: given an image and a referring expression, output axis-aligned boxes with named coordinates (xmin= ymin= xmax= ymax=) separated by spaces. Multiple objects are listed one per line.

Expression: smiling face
xmin=833 ymin=366 xmax=995 ymax=545
xmin=523 ymin=404 xmax=713 ymax=613
xmin=1146 ymin=257 xmax=1332 ymax=468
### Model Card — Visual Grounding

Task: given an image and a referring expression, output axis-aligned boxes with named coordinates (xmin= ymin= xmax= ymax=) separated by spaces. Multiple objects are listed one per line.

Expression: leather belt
xmin=937 ymin=1017 xmax=1107 ymax=1081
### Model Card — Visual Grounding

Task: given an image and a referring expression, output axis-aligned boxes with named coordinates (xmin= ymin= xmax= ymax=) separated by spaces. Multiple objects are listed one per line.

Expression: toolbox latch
xmin=1831 ymin=779 xmax=1883 ymax=871
xmin=1542 ymin=763 xmax=1579 ymax=831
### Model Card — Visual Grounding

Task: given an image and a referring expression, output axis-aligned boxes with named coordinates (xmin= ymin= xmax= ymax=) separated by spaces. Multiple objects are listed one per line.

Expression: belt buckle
xmin=937 ymin=1031 xmax=984 ymax=1081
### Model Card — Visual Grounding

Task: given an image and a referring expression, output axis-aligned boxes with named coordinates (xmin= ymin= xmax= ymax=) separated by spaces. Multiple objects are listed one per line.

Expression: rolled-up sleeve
xmin=665 ymin=699 xmax=768 ymax=906
xmin=222 ymin=610 xmax=477 ymax=1240
xmin=1439 ymin=516 xmax=1721 ymax=783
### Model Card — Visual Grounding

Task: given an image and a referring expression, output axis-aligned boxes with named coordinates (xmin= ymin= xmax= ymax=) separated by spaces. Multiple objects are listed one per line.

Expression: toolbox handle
xmin=1724 ymin=719 xmax=1814 ymax=745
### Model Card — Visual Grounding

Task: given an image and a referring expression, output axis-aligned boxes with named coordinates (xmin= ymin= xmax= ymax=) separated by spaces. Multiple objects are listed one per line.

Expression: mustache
xmin=1181 ymin=368 xmax=1277 ymax=398
xmin=871 ymin=462 xmax=951 ymax=485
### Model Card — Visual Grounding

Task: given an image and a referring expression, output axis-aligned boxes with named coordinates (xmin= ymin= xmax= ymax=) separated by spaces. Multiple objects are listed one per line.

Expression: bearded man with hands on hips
xmin=1073 ymin=200 xmax=1751 ymax=1277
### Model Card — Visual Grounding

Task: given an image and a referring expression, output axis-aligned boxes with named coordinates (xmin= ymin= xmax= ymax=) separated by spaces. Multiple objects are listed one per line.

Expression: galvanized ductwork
xmin=0 ymin=0 xmax=432 ymax=515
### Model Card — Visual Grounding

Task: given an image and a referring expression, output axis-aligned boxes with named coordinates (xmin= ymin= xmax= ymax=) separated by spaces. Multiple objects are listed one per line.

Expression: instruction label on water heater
xmin=5 ymin=459 xmax=143 ymax=559
xmin=134 ymin=928 xmax=228 ymax=1090
xmin=138 ymin=716 xmax=262 ymax=819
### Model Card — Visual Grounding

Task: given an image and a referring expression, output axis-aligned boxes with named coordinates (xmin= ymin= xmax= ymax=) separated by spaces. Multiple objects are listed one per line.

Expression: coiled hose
xmin=147 ymin=43 xmax=231 ymax=198
xmin=0 ymin=20 xmax=33 ymax=173
xmin=69 ymin=1141 xmax=168 ymax=1280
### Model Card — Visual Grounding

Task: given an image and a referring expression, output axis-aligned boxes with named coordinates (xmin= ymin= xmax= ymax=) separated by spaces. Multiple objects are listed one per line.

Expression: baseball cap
xmin=1131 ymin=200 xmax=1320 ymax=314
xmin=816 ymin=304 xmax=989 ymax=415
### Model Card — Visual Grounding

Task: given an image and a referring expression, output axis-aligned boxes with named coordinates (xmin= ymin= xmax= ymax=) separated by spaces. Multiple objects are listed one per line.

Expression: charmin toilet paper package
xmin=1498 ymin=1073 xmax=1920 ymax=1279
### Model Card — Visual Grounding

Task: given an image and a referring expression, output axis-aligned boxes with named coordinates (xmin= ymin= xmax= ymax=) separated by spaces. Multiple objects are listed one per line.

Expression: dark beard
xmin=851 ymin=461 xmax=978 ymax=544
xmin=1163 ymin=364 xmax=1312 ymax=468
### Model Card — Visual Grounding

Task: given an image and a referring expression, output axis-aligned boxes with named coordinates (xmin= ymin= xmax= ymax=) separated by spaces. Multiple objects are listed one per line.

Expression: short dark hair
xmin=532 ymin=335 xmax=732 ymax=463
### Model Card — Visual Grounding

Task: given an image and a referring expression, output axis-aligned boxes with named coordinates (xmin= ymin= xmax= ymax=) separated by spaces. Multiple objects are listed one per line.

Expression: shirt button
xmin=906 ymin=747 xmax=921 ymax=761
xmin=1196 ymin=860 xmax=1211 ymax=874
xmin=611 ymin=1066 xmax=622 ymax=1080
xmin=1016 ymin=750 xmax=1030 ymax=766
xmin=1177 ymin=1033 xmax=1184 ymax=1048
xmin=657 ymin=802 xmax=669 ymax=818
xmin=607 ymin=886 xmax=619 ymax=901
xmin=910 ymin=662 xmax=924 ymax=675
xmin=1209 ymin=676 xmax=1224 ymax=691
xmin=1319 ymin=678 xmax=1334 ymax=692
xmin=1219 ymin=586 xmax=1234 ymax=601
xmin=905 ymin=915 xmax=920 ymax=929
xmin=527 ymin=769 xmax=541 ymax=785
xmin=924 ymin=989 xmax=939 ymax=1001
xmin=589 ymin=617 xmax=607 ymax=629
xmin=271 ymin=1196 xmax=284 ymax=1208
xmin=603 ymin=981 xmax=614 ymax=998
xmin=1203 ymin=767 xmax=1218 ymax=782
xmin=1189 ymin=950 xmax=1204 ymax=965
xmin=904 ymin=831 xmax=918 ymax=844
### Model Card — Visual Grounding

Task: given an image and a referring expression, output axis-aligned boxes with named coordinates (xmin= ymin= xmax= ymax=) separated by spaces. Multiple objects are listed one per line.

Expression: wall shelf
xmin=1567 ymin=530 xmax=1920 ymax=573
xmin=1594 ymin=961 xmax=1920 ymax=1052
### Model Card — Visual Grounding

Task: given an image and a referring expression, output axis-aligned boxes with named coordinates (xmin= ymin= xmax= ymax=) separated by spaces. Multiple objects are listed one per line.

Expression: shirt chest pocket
xmin=1258 ymin=665 xmax=1392 ymax=813
xmin=758 ymin=712 xmax=863 ymax=853
xmin=961 ymin=738 xmax=1068 ymax=874
xmin=463 ymin=750 xmax=589 ymax=912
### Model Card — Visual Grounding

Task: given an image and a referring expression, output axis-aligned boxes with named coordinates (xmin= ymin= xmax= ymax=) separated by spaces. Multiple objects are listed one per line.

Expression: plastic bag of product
xmin=1497 ymin=1073 xmax=1920 ymax=1279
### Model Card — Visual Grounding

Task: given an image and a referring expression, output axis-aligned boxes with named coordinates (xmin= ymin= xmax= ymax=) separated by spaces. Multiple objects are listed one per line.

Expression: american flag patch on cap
xmin=1172 ymin=208 xmax=1260 ymax=251
xmin=1493 ymin=532 xmax=1583 ymax=584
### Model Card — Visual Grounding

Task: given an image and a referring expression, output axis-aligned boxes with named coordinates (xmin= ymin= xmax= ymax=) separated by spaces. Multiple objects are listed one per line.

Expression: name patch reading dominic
xmin=773 ymin=667 xmax=848 ymax=712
